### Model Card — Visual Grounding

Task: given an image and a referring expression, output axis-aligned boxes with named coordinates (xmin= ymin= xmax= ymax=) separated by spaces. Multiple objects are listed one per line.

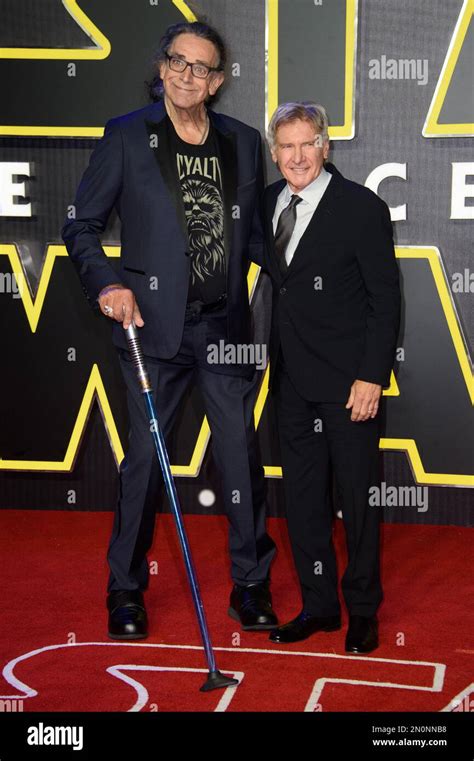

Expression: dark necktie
xmin=274 ymin=194 xmax=302 ymax=275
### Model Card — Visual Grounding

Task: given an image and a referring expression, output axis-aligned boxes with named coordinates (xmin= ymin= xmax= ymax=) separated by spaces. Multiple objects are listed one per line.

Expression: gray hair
xmin=267 ymin=102 xmax=330 ymax=150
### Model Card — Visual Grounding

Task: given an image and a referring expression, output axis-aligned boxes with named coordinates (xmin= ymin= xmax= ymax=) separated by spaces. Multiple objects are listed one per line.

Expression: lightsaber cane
xmin=125 ymin=322 xmax=239 ymax=692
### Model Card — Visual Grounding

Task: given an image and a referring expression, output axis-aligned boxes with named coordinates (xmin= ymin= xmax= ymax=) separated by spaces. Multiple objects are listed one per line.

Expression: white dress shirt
xmin=272 ymin=167 xmax=332 ymax=265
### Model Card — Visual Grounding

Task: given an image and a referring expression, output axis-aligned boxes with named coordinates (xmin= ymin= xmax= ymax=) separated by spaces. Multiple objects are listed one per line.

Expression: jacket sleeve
xmin=247 ymin=131 xmax=265 ymax=268
xmin=61 ymin=117 xmax=124 ymax=308
xmin=355 ymin=195 xmax=401 ymax=387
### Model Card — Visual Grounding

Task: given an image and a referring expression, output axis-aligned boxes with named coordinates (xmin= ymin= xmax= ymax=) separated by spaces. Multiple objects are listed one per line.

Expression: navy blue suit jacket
xmin=62 ymin=99 xmax=264 ymax=359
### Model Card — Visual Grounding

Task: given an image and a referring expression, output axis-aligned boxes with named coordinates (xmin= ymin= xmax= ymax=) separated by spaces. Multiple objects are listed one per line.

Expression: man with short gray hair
xmin=263 ymin=102 xmax=401 ymax=653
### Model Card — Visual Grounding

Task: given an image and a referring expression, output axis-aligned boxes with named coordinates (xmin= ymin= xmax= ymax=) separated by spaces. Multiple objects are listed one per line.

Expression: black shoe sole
xmin=108 ymin=631 xmax=149 ymax=640
xmin=345 ymin=642 xmax=379 ymax=654
xmin=228 ymin=607 xmax=277 ymax=631
xmin=269 ymin=622 xmax=342 ymax=643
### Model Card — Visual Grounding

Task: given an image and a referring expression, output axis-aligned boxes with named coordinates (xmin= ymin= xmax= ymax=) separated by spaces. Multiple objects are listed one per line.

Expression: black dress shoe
xmin=269 ymin=611 xmax=341 ymax=643
xmin=107 ymin=590 xmax=148 ymax=640
xmin=228 ymin=581 xmax=278 ymax=630
xmin=345 ymin=615 xmax=379 ymax=653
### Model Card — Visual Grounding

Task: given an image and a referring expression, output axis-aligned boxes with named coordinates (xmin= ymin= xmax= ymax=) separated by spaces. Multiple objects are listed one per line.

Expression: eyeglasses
xmin=165 ymin=52 xmax=221 ymax=79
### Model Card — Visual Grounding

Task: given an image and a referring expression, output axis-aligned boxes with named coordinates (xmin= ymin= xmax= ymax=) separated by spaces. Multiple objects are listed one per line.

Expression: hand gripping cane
xmin=125 ymin=323 xmax=238 ymax=692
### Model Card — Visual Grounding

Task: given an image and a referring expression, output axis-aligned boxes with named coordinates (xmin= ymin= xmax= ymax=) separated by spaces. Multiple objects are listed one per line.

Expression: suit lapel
xmin=285 ymin=163 xmax=343 ymax=277
xmin=266 ymin=163 xmax=344 ymax=281
xmin=209 ymin=110 xmax=237 ymax=267
xmin=145 ymin=104 xmax=188 ymax=244
xmin=264 ymin=179 xmax=286 ymax=279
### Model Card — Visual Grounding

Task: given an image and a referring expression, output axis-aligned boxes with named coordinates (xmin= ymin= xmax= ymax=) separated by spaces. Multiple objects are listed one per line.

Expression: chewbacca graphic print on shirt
xmin=168 ymin=116 xmax=226 ymax=304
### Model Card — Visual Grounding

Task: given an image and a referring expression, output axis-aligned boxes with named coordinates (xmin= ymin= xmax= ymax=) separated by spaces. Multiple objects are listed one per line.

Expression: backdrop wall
xmin=0 ymin=0 xmax=472 ymax=525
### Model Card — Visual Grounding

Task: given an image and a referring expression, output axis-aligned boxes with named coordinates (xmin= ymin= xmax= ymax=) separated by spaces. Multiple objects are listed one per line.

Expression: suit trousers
xmin=273 ymin=358 xmax=383 ymax=618
xmin=107 ymin=304 xmax=276 ymax=592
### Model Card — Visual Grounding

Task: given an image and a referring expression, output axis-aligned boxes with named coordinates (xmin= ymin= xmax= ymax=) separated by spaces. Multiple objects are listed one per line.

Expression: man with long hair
xmin=62 ymin=21 xmax=277 ymax=639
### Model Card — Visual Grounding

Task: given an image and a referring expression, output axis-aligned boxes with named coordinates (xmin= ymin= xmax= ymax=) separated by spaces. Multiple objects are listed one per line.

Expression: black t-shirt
xmin=167 ymin=116 xmax=226 ymax=304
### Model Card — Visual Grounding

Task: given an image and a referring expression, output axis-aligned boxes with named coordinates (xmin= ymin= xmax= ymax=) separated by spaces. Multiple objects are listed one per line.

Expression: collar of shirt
xmin=273 ymin=166 xmax=332 ymax=238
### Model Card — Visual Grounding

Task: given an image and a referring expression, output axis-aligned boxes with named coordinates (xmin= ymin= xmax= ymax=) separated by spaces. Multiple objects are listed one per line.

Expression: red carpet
xmin=0 ymin=510 xmax=472 ymax=712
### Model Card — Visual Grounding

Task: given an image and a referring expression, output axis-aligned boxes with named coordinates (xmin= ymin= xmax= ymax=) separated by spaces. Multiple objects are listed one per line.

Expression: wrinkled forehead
xmin=274 ymin=118 xmax=324 ymax=144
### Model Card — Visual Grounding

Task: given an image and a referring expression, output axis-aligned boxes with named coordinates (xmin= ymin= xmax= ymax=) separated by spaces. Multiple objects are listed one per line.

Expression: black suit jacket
xmin=62 ymin=99 xmax=264 ymax=360
xmin=264 ymin=162 xmax=401 ymax=402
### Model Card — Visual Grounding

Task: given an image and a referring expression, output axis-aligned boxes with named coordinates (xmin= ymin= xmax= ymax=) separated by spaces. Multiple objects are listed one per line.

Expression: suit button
xmin=280 ymin=287 xmax=287 ymax=295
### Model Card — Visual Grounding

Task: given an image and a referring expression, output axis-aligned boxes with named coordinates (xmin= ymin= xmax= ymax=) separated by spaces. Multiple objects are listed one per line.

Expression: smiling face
xmin=159 ymin=33 xmax=224 ymax=110
xmin=271 ymin=118 xmax=330 ymax=193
